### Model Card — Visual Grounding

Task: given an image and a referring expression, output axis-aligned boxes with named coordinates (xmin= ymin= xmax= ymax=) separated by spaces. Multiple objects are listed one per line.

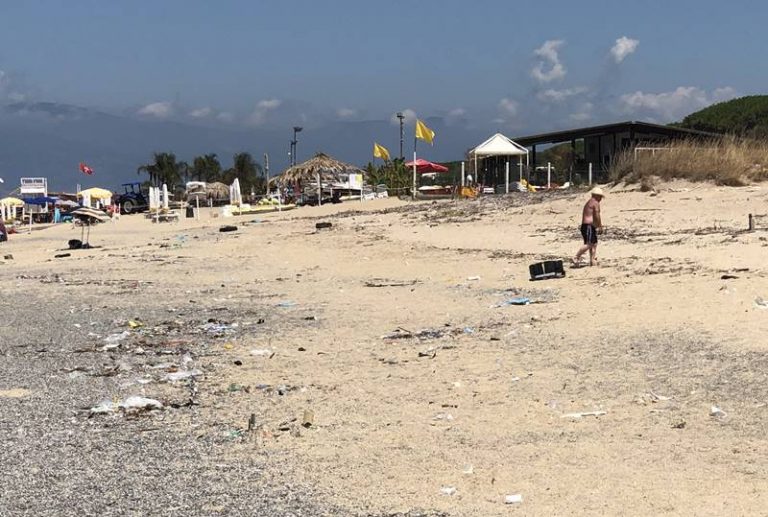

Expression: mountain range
xmin=0 ymin=101 xmax=489 ymax=192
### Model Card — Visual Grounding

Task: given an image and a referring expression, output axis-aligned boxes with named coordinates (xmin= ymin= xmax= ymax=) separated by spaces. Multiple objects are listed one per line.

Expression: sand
xmin=2 ymin=183 xmax=768 ymax=516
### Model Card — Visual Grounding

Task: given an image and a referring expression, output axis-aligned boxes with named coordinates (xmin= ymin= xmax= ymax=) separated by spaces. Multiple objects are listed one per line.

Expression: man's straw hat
xmin=591 ymin=187 xmax=605 ymax=197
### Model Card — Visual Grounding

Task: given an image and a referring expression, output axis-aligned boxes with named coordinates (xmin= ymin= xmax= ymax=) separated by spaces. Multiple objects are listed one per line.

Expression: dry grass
xmin=610 ymin=137 xmax=768 ymax=186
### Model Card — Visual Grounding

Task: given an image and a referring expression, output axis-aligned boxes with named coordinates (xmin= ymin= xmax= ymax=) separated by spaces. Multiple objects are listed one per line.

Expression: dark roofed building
xmin=514 ymin=121 xmax=721 ymax=183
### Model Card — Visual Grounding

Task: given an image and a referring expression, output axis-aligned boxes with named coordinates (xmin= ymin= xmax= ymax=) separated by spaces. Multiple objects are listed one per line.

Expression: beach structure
xmin=514 ymin=121 xmax=721 ymax=184
xmin=277 ymin=153 xmax=360 ymax=206
xmin=405 ymin=159 xmax=452 ymax=199
xmin=78 ymin=187 xmax=112 ymax=209
xmin=469 ymin=134 xmax=529 ymax=193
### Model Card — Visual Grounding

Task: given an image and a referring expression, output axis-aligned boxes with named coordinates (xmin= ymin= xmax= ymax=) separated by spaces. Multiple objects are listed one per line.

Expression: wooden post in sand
xmin=461 ymin=161 xmax=465 ymax=187
xmin=749 ymin=214 xmax=755 ymax=231
xmin=588 ymin=163 xmax=593 ymax=185
xmin=547 ymin=162 xmax=551 ymax=189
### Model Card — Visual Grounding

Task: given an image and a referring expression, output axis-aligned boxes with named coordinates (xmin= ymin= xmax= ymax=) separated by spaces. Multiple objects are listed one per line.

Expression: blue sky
xmin=0 ymin=0 xmax=766 ymax=133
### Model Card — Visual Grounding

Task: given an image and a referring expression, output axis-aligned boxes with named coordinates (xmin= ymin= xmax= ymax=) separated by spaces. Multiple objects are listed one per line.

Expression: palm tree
xmin=222 ymin=152 xmax=264 ymax=195
xmin=137 ymin=152 xmax=188 ymax=188
xmin=190 ymin=153 xmax=222 ymax=182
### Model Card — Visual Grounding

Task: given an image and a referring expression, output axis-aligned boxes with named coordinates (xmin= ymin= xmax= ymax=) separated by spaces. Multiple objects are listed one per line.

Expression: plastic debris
xmin=440 ymin=487 xmax=457 ymax=496
xmin=433 ymin=413 xmax=454 ymax=422
xmin=466 ymin=276 xmax=481 ymax=281
xmin=250 ymin=349 xmax=274 ymax=357
xmin=498 ymin=297 xmax=531 ymax=307
xmin=505 ymin=494 xmax=523 ymax=504
xmin=128 ymin=320 xmax=143 ymax=329
xmin=710 ymin=405 xmax=727 ymax=418
xmin=164 ymin=369 xmax=203 ymax=382
xmin=276 ymin=301 xmax=297 ymax=308
xmin=756 ymin=297 xmax=768 ymax=309
xmin=104 ymin=331 xmax=131 ymax=344
xmin=561 ymin=410 xmax=607 ymax=419
xmin=302 ymin=409 xmax=315 ymax=428
xmin=119 ymin=396 xmax=163 ymax=411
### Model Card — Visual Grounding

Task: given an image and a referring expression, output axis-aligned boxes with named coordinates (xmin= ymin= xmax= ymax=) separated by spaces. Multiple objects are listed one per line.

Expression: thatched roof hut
xmin=277 ymin=153 xmax=361 ymax=186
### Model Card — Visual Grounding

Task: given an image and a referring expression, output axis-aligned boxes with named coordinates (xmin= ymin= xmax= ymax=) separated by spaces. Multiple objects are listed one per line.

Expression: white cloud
xmin=216 ymin=111 xmax=235 ymax=123
xmin=569 ymin=102 xmax=594 ymax=122
xmin=137 ymin=101 xmax=173 ymax=118
xmin=390 ymin=108 xmax=417 ymax=126
xmin=336 ymin=107 xmax=357 ymax=120
xmin=189 ymin=107 xmax=212 ymax=118
xmin=531 ymin=40 xmax=566 ymax=83
xmin=619 ymin=86 xmax=738 ymax=121
xmin=247 ymin=98 xmax=282 ymax=126
xmin=498 ymin=98 xmax=519 ymax=117
xmin=610 ymin=36 xmax=639 ymax=64
xmin=537 ymin=87 xmax=588 ymax=103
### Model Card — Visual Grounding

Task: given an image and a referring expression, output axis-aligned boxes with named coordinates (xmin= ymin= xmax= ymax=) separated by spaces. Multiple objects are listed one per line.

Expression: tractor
xmin=115 ymin=182 xmax=149 ymax=214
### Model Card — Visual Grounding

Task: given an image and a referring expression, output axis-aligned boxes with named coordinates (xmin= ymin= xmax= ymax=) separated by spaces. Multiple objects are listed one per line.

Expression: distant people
xmin=54 ymin=206 xmax=61 ymax=224
xmin=0 ymin=218 xmax=7 ymax=242
xmin=573 ymin=187 xmax=604 ymax=267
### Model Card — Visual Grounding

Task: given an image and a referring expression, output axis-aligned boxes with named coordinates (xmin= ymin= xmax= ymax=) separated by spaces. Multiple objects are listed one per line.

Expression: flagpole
xmin=412 ymin=135 xmax=418 ymax=200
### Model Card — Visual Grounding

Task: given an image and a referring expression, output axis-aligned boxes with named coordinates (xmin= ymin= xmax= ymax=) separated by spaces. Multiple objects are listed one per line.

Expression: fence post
xmin=505 ymin=161 xmax=509 ymax=194
xmin=547 ymin=162 xmax=551 ymax=189
xmin=588 ymin=163 xmax=593 ymax=185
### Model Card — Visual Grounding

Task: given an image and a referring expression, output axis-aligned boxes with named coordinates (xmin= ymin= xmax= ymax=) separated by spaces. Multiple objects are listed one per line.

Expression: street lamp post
xmin=396 ymin=112 xmax=405 ymax=160
xmin=292 ymin=126 xmax=303 ymax=166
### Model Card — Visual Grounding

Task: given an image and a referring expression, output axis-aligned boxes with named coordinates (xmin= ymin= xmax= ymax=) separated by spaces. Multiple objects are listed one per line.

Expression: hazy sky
xmin=0 ymin=0 xmax=765 ymax=132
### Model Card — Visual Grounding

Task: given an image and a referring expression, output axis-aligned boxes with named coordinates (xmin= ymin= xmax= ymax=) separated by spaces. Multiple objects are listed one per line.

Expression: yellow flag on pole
xmin=415 ymin=119 xmax=435 ymax=145
xmin=373 ymin=142 xmax=391 ymax=161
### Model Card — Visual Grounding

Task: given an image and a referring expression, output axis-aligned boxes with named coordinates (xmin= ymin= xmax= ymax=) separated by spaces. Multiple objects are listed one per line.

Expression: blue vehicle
xmin=115 ymin=182 xmax=149 ymax=214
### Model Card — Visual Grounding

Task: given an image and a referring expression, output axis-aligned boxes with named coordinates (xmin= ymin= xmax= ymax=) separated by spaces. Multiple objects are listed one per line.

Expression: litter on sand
xmin=164 ymin=369 xmax=203 ymax=382
xmin=497 ymin=297 xmax=531 ymax=307
xmin=440 ymin=486 xmax=457 ymax=496
xmin=250 ymin=349 xmax=274 ymax=357
xmin=505 ymin=494 xmax=523 ymax=504
xmin=561 ymin=410 xmax=607 ymax=419
xmin=710 ymin=405 xmax=727 ymax=418
xmin=90 ymin=396 xmax=163 ymax=415
xmin=755 ymin=297 xmax=768 ymax=309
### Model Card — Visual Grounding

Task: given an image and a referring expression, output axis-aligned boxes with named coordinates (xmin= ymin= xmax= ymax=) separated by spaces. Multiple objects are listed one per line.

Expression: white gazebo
xmin=469 ymin=133 xmax=529 ymax=193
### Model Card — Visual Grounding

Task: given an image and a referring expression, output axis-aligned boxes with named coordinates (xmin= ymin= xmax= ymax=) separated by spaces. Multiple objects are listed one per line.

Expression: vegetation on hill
xmin=676 ymin=95 xmax=768 ymax=137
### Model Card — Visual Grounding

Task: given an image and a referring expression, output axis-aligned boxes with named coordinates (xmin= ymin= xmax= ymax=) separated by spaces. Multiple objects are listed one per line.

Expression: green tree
xmin=137 ymin=152 xmax=188 ymax=188
xmin=222 ymin=152 xmax=264 ymax=195
xmin=190 ymin=153 xmax=222 ymax=182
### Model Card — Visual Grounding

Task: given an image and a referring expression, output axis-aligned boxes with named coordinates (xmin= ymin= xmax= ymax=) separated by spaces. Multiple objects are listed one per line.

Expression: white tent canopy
xmin=469 ymin=133 xmax=529 ymax=192
xmin=470 ymin=133 xmax=528 ymax=157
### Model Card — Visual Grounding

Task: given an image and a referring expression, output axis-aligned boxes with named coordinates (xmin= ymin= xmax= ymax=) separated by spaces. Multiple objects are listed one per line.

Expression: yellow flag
xmin=373 ymin=142 xmax=391 ymax=161
xmin=415 ymin=119 xmax=435 ymax=144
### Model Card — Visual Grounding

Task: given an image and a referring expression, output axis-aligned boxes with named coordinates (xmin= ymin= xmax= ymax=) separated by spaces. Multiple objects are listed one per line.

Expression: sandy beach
xmin=3 ymin=183 xmax=768 ymax=516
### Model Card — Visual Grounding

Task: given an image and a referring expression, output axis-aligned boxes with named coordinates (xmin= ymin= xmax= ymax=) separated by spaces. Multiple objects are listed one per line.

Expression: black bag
xmin=529 ymin=260 xmax=565 ymax=281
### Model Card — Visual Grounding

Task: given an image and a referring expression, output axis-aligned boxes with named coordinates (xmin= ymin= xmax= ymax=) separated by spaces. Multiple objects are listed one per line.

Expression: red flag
xmin=79 ymin=162 xmax=94 ymax=175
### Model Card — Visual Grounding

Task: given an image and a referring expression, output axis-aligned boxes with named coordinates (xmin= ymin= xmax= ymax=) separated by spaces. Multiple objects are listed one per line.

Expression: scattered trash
xmin=462 ymin=465 xmax=474 ymax=475
xmin=128 ymin=320 xmax=143 ymax=329
xmin=302 ymin=409 xmax=314 ymax=428
xmin=276 ymin=301 xmax=297 ymax=308
xmin=382 ymin=327 xmax=449 ymax=340
xmin=315 ymin=222 xmax=332 ymax=230
xmin=649 ymin=391 xmax=672 ymax=402
xmin=671 ymin=420 xmax=686 ymax=429
xmin=219 ymin=225 xmax=238 ymax=233
xmin=223 ymin=342 xmax=235 ymax=350
xmin=227 ymin=383 xmax=246 ymax=393
xmin=710 ymin=405 xmax=727 ymax=418
xmin=561 ymin=410 xmax=607 ymax=419
xmin=529 ymin=260 xmax=565 ymax=281
xmin=54 ymin=253 xmax=71 ymax=258
xmin=433 ymin=413 xmax=454 ymax=422
xmin=164 ymin=369 xmax=203 ymax=382
xmin=0 ymin=388 xmax=31 ymax=398
xmin=90 ymin=396 xmax=163 ymax=415
xmin=250 ymin=349 xmax=274 ymax=358
xmin=201 ymin=322 xmax=236 ymax=334
xmin=498 ymin=297 xmax=531 ymax=307
xmin=440 ymin=487 xmax=457 ymax=496
xmin=365 ymin=279 xmax=420 ymax=287
xmin=505 ymin=494 xmax=523 ymax=505
xmin=104 ymin=331 xmax=131 ymax=344
xmin=721 ymin=274 xmax=739 ymax=280
xmin=3 ymin=254 xmax=13 ymax=260
xmin=466 ymin=275 xmax=481 ymax=281
xmin=120 ymin=396 xmax=163 ymax=412
xmin=755 ymin=297 xmax=768 ymax=309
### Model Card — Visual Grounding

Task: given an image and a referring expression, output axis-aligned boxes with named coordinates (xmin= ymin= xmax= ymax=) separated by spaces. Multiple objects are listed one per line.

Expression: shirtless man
xmin=573 ymin=187 xmax=604 ymax=267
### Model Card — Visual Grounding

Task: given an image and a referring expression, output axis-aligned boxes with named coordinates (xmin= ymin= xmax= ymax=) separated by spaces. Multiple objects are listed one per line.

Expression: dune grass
xmin=610 ymin=137 xmax=768 ymax=187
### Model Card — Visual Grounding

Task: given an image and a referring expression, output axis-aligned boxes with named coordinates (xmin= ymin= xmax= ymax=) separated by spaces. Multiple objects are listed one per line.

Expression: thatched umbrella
xmin=206 ymin=182 xmax=230 ymax=201
xmin=277 ymin=153 xmax=361 ymax=186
